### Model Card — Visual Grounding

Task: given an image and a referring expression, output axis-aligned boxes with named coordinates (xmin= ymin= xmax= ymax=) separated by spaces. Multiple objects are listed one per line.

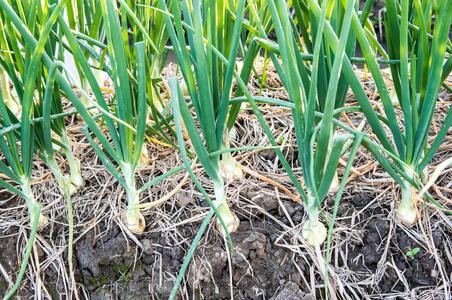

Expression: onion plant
xmin=0 ymin=0 xmax=162 ymax=234
xmin=0 ymin=94 xmax=48 ymax=228
xmin=290 ymin=0 xmax=361 ymax=192
xmin=0 ymin=2 xmax=87 ymax=296
xmin=69 ymin=0 xmax=181 ymax=167
xmin=0 ymin=0 xmax=75 ymax=228
xmin=238 ymin=0 xmax=376 ymax=199
xmin=264 ymin=0 xmax=365 ymax=246
xmin=223 ymin=0 xmax=276 ymax=181
xmin=0 ymin=0 xmax=84 ymax=194
xmin=77 ymin=0 xmax=149 ymax=233
xmin=110 ymin=0 xmax=177 ymax=167
xmin=348 ymin=0 xmax=452 ymax=225
xmin=301 ymin=0 xmax=452 ymax=226
xmin=160 ymin=0 xmax=247 ymax=235
xmin=59 ymin=0 xmax=166 ymax=233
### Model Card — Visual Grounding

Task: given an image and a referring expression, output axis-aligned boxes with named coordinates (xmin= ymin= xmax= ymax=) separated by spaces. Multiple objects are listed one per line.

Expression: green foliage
xmin=406 ymin=247 xmax=420 ymax=259
xmin=266 ymin=0 xmax=364 ymax=246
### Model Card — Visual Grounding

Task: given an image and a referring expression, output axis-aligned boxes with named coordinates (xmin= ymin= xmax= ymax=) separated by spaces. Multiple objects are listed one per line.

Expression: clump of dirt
xmin=272 ymin=281 xmax=315 ymax=300
xmin=350 ymin=193 xmax=373 ymax=207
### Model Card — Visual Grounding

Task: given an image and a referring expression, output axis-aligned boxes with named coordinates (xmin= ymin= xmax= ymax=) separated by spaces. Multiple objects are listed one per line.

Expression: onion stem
xmin=396 ymin=167 xmax=418 ymax=226
xmin=93 ymin=46 xmax=104 ymax=86
xmin=302 ymin=193 xmax=327 ymax=246
xmin=21 ymin=179 xmax=47 ymax=228
xmin=0 ymin=67 xmax=11 ymax=101
xmin=80 ymin=76 xmax=91 ymax=107
xmin=150 ymin=74 xmax=163 ymax=113
xmin=220 ymin=130 xmax=243 ymax=182
xmin=213 ymin=178 xmax=239 ymax=236
xmin=123 ymin=163 xmax=145 ymax=233
xmin=44 ymin=153 xmax=69 ymax=191
xmin=61 ymin=132 xmax=84 ymax=192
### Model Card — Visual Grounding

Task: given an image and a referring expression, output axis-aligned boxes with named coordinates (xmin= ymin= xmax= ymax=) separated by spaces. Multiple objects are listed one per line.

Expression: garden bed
xmin=0 ymin=62 xmax=451 ymax=299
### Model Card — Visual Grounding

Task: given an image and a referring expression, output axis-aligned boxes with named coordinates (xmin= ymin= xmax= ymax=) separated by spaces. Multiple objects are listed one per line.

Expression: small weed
xmin=406 ymin=248 xmax=420 ymax=259
xmin=116 ymin=269 xmax=131 ymax=283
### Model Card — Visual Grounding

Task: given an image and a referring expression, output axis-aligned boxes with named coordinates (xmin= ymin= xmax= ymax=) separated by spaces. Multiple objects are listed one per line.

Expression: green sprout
xmin=406 ymin=247 xmax=420 ymax=259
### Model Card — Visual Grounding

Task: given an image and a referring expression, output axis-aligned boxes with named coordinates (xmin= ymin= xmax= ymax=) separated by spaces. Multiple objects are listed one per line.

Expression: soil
xmin=0 ymin=209 xmax=312 ymax=299
xmin=2 ymin=185 xmax=451 ymax=299
xmin=330 ymin=193 xmax=452 ymax=295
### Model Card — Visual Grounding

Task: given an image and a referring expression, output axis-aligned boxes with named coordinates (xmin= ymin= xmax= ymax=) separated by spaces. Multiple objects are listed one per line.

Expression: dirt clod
xmin=351 ymin=192 xmax=373 ymax=207
xmin=243 ymin=188 xmax=279 ymax=212
xmin=259 ymin=149 xmax=277 ymax=160
xmin=271 ymin=282 xmax=313 ymax=300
